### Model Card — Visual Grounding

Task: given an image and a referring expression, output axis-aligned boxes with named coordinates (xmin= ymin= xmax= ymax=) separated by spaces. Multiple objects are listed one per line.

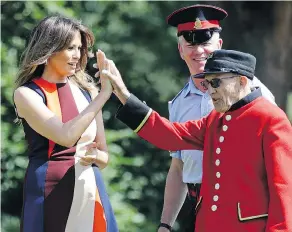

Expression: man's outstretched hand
xmin=96 ymin=50 xmax=131 ymax=104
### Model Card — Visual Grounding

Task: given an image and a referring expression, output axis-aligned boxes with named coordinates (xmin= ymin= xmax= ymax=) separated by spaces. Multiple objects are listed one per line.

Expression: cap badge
xmin=194 ymin=18 xmax=202 ymax=29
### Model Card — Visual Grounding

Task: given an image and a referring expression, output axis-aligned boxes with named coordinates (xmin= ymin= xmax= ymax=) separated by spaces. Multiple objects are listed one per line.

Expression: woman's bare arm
xmin=14 ymin=86 xmax=111 ymax=147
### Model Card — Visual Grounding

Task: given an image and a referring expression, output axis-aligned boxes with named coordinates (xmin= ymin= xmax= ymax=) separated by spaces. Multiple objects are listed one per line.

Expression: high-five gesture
xmin=96 ymin=50 xmax=131 ymax=104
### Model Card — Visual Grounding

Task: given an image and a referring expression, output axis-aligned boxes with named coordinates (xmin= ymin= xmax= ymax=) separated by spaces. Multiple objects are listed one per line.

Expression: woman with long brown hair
xmin=13 ymin=16 xmax=118 ymax=232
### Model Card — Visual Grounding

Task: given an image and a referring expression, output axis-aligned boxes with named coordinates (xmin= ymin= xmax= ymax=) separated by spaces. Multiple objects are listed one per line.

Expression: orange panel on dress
xmin=33 ymin=78 xmax=62 ymax=158
xmin=92 ymin=189 xmax=107 ymax=232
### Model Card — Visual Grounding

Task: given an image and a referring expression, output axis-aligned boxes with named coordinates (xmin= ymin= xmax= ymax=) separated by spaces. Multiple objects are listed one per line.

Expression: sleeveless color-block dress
xmin=20 ymin=78 xmax=118 ymax=232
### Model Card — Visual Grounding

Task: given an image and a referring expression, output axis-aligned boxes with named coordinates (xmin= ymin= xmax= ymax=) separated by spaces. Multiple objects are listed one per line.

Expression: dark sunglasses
xmin=178 ymin=28 xmax=222 ymax=45
xmin=201 ymin=75 xmax=238 ymax=89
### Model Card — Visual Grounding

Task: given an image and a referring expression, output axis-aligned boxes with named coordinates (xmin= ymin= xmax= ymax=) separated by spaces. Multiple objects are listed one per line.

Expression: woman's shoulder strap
xmin=22 ymin=81 xmax=47 ymax=104
xmin=13 ymin=81 xmax=46 ymax=120
xmin=79 ymin=88 xmax=92 ymax=103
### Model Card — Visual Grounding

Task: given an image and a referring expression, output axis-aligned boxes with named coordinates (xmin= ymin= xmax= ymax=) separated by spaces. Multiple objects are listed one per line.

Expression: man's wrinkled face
xmin=178 ymin=32 xmax=222 ymax=75
xmin=205 ymin=73 xmax=241 ymax=113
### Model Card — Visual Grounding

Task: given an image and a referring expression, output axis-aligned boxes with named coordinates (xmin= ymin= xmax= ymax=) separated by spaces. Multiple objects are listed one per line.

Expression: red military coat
xmin=116 ymin=90 xmax=292 ymax=232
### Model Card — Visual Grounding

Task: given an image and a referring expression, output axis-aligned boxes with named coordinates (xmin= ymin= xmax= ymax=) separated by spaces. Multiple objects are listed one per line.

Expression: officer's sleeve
xmin=170 ymin=151 xmax=182 ymax=159
xmin=116 ymin=94 xmax=206 ymax=151
xmin=263 ymin=110 xmax=292 ymax=231
xmin=168 ymin=100 xmax=182 ymax=159
xmin=252 ymin=76 xmax=276 ymax=105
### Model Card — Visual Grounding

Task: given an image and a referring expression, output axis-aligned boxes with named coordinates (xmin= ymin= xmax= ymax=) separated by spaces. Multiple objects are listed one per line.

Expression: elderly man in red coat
xmin=97 ymin=49 xmax=292 ymax=232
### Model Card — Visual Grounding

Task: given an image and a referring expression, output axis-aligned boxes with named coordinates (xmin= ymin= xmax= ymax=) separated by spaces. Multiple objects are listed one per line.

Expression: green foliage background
xmin=1 ymin=1 xmax=291 ymax=232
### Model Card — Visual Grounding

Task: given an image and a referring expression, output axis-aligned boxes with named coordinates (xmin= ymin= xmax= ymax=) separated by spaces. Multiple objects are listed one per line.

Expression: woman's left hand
xmin=79 ymin=142 xmax=109 ymax=169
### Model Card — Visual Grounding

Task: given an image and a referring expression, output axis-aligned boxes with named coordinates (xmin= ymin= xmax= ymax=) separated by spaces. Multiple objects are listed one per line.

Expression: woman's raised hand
xmin=96 ymin=50 xmax=113 ymax=95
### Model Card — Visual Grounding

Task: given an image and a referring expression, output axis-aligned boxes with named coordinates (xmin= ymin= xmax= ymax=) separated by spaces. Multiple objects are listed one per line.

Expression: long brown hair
xmin=15 ymin=15 xmax=96 ymax=93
